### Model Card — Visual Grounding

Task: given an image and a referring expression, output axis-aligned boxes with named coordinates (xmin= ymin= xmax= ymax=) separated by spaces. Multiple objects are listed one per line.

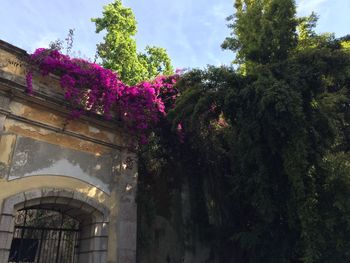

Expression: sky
xmin=0 ymin=0 xmax=349 ymax=69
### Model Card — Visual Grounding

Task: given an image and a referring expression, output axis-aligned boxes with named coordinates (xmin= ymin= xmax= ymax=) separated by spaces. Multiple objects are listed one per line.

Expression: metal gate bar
xmin=9 ymin=227 xmax=79 ymax=263
xmin=9 ymin=209 xmax=80 ymax=263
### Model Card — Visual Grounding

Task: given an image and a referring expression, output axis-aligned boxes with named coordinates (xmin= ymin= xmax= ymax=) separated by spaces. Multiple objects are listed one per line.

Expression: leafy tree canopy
xmin=92 ymin=0 xmax=173 ymax=85
xmin=222 ymin=0 xmax=297 ymax=67
xmin=139 ymin=1 xmax=350 ymax=262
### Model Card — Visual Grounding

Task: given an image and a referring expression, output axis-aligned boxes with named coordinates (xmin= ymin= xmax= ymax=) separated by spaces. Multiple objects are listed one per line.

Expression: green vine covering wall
xmin=138 ymin=1 xmax=350 ymax=262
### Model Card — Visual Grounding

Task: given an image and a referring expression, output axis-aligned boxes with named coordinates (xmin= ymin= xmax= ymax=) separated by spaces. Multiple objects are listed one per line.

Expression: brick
xmin=0 ymin=215 xmax=14 ymax=232
xmin=84 ymin=197 xmax=101 ymax=211
xmin=91 ymin=222 xmax=109 ymax=236
xmin=80 ymin=225 xmax=93 ymax=239
xmin=41 ymin=188 xmax=60 ymax=197
xmin=40 ymin=196 xmax=57 ymax=205
xmin=23 ymin=198 xmax=41 ymax=208
xmin=80 ymin=204 xmax=96 ymax=215
xmin=79 ymin=238 xmax=92 ymax=253
xmin=24 ymin=189 xmax=42 ymax=200
xmin=92 ymin=236 xmax=108 ymax=251
xmin=92 ymin=251 xmax=107 ymax=263
xmin=2 ymin=193 xmax=25 ymax=215
xmin=55 ymin=197 xmax=71 ymax=205
xmin=91 ymin=210 xmax=105 ymax=223
xmin=0 ymin=249 xmax=10 ymax=262
xmin=73 ymin=191 xmax=88 ymax=203
xmin=0 ymin=232 xmax=13 ymax=250
xmin=57 ymin=189 xmax=74 ymax=199
xmin=68 ymin=199 xmax=84 ymax=209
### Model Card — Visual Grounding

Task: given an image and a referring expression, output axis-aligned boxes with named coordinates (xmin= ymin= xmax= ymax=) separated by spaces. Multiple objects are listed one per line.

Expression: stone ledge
xmin=0 ymin=39 xmax=27 ymax=57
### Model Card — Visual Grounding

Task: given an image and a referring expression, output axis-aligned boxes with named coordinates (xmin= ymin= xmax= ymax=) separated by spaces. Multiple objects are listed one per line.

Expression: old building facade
xmin=0 ymin=40 xmax=137 ymax=263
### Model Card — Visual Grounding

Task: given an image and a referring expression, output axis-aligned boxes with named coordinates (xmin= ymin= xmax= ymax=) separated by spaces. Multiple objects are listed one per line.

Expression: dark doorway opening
xmin=9 ymin=209 xmax=80 ymax=263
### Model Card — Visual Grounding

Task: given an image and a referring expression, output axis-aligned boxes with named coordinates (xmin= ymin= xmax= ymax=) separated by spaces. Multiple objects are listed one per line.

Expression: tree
xmin=222 ymin=0 xmax=297 ymax=67
xmin=162 ymin=1 xmax=350 ymax=262
xmin=92 ymin=0 xmax=173 ymax=85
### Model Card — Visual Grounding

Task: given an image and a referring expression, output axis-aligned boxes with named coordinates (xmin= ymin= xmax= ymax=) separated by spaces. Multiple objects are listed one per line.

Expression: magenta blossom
xmin=26 ymin=48 xmax=179 ymax=144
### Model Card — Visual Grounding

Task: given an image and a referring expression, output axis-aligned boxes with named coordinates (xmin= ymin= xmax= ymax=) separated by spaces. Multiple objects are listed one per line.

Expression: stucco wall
xmin=0 ymin=39 xmax=137 ymax=263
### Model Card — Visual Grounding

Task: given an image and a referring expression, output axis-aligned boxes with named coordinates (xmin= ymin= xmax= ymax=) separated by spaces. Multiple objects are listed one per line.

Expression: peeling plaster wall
xmin=0 ymin=40 xmax=138 ymax=263
xmin=8 ymin=135 xmax=113 ymax=194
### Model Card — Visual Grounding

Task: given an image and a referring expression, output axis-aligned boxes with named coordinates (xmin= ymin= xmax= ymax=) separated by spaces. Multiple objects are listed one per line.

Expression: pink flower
xmin=25 ymin=48 xmax=179 ymax=144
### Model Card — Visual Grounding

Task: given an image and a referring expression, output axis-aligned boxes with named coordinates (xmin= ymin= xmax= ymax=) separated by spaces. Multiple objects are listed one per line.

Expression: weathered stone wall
xmin=0 ymin=40 xmax=137 ymax=263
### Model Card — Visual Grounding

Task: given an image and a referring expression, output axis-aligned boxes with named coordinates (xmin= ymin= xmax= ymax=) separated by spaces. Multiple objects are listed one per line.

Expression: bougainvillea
xmin=26 ymin=48 xmax=179 ymax=143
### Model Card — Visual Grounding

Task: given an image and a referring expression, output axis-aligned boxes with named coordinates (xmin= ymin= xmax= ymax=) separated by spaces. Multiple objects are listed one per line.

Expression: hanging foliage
xmin=26 ymin=48 xmax=178 ymax=143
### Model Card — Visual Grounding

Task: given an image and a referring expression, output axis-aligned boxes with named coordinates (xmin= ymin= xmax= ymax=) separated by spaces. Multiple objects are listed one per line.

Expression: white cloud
xmin=30 ymin=33 xmax=59 ymax=52
xmin=212 ymin=2 xmax=232 ymax=20
xmin=297 ymin=0 xmax=328 ymax=15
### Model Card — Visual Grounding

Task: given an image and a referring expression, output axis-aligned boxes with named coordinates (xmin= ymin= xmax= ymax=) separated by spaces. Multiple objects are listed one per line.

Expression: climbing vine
xmin=26 ymin=48 xmax=179 ymax=143
xmin=23 ymin=1 xmax=350 ymax=262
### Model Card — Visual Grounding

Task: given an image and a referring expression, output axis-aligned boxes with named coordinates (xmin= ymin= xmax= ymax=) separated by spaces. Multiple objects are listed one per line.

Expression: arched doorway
xmin=0 ymin=188 xmax=109 ymax=263
xmin=9 ymin=208 xmax=80 ymax=263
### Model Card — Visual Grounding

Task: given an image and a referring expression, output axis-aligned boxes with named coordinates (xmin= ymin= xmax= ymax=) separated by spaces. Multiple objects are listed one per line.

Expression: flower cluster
xmin=26 ymin=48 xmax=179 ymax=143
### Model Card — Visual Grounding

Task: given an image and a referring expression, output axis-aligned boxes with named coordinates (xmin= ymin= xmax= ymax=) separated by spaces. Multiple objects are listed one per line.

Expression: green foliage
xmin=296 ymin=12 xmax=319 ymax=48
xmin=296 ymin=13 xmax=338 ymax=51
xmin=314 ymin=152 xmax=350 ymax=262
xmin=168 ymin=44 xmax=350 ymax=262
xmin=92 ymin=0 xmax=173 ymax=85
xmin=138 ymin=46 xmax=174 ymax=79
xmin=222 ymin=0 xmax=297 ymax=67
xmin=161 ymin=1 xmax=350 ymax=262
xmin=341 ymin=39 xmax=350 ymax=51
xmin=135 ymin=0 xmax=350 ymax=262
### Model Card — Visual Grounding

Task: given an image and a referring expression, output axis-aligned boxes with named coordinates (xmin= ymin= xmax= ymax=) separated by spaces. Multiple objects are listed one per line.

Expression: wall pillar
xmin=0 ymin=95 xmax=10 ymax=131
xmin=109 ymin=150 xmax=138 ymax=263
xmin=119 ymin=151 xmax=138 ymax=263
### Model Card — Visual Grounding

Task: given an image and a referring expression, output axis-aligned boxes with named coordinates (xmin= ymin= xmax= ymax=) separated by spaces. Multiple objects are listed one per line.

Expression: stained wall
xmin=0 ymin=39 xmax=137 ymax=263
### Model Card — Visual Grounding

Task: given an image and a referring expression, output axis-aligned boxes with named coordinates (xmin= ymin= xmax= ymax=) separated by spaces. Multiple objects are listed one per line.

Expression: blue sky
xmin=1 ymin=0 xmax=349 ymax=69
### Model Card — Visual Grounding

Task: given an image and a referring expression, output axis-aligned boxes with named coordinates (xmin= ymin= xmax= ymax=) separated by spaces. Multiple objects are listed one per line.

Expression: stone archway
xmin=0 ymin=188 xmax=109 ymax=263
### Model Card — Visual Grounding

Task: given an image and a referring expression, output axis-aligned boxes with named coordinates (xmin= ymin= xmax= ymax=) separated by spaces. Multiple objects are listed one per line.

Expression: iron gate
xmin=8 ymin=209 xmax=80 ymax=263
